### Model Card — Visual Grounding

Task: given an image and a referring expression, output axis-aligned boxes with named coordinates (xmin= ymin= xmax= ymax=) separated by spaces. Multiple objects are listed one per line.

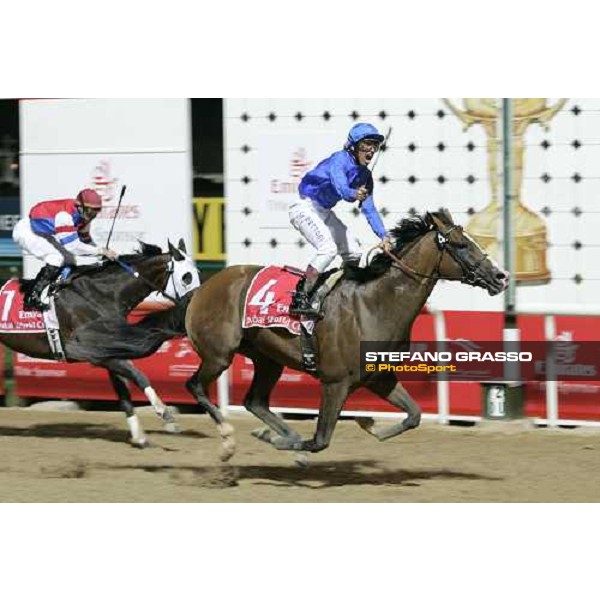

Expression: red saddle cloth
xmin=0 ymin=280 xmax=45 ymax=333
xmin=243 ymin=266 xmax=304 ymax=335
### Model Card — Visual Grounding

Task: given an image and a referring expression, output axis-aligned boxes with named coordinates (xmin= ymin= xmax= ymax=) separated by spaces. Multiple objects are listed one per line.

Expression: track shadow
xmin=0 ymin=423 xmax=131 ymax=443
xmin=0 ymin=423 xmax=209 ymax=445
xmin=147 ymin=429 xmax=210 ymax=441
xmin=103 ymin=460 xmax=504 ymax=489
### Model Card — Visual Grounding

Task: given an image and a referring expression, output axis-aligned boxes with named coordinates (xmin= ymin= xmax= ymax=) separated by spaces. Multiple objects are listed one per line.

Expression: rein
xmin=383 ymin=245 xmax=445 ymax=281
xmin=383 ymin=225 xmax=487 ymax=285
xmin=115 ymin=257 xmax=179 ymax=303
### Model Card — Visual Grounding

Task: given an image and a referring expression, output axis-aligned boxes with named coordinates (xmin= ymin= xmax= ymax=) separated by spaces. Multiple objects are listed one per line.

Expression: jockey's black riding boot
xmin=25 ymin=265 xmax=62 ymax=311
xmin=290 ymin=278 xmax=312 ymax=315
xmin=290 ymin=267 xmax=321 ymax=318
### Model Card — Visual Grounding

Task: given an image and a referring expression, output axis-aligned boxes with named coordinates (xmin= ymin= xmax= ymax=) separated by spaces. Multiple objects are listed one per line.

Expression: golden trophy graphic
xmin=443 ymin=98 xmax=567 ymax=285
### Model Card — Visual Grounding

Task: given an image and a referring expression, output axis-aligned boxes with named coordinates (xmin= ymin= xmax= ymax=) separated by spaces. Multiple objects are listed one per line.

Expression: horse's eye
xmin=182 ymin=272 xmax=193 ymax=285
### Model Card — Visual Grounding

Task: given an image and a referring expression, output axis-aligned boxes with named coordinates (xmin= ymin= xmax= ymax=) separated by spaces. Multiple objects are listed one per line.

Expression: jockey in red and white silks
xmin=14 ymin=189 xmax=116 ymax=268
xmin=13 ymin=188 xmax=119 ymax=309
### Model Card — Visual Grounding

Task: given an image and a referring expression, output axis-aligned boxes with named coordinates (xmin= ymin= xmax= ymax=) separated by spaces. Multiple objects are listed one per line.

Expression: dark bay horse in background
xmin=181 ymin=210 xmax=508 ymax=456
xmin=1 ymin=240 xmax=234 ymax=458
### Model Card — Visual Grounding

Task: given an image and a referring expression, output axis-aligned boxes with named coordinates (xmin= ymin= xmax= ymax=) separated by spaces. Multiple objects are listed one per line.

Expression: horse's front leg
xmin=185 ymin=362 xmax=236 ymax=462
xmin=244 ymin=352 xmax=307 ymax=460
xmin=358 ymin=376 xmax=422 ymax=441
xmin=298 ymin=381 xmax=349 ymax=453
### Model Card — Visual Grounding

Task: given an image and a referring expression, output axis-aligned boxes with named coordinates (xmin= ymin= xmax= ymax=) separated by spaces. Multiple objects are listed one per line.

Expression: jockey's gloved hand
xmin=355 ymin=186 xmax=369 ymax=202
xmin=100 ymin=247 xmax=119 ymax=261
xmin=380 ymin=236 xmax=392 ymax=253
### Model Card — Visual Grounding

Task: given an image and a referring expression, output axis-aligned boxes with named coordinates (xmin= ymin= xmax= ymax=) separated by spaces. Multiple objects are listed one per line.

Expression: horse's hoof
xmin=251 ymin=427 xmax=272 ymax=443
xmin=356 ymin=417 xmax=376 ymax=433
xmin=219 ymin=439 xmax=237 ymax=462
xmin=217 ymin=422 xmax=235 ymax=438
xmin=272 ymin=435 xmax=303 ymax=451
xmin=130 ymin=438 xmax=149 ymax=449
xmin=294 ymin=452 xmax=310 ymax=468
xmin=164 ymin=421 xmax=181 ymax=434
xmin=217 ymin=422 xmax=236 ymax=462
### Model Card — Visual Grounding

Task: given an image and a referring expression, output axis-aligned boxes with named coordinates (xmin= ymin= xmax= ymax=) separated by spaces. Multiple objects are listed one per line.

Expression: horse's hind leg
xmin=185 ymin=360 xmax=236 ymax=462
xmin=244 ymin=353 xmax=304 ymax=448
xmin=358 ymin=375 xmax=422 ymax=441
xmin=107 ymin=370 xmax=148 ymax=448
xmin=103 ymin=359 xmax=180 ymax=433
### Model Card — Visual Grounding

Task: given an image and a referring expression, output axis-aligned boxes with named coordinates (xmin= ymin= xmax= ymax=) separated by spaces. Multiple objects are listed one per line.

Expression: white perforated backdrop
xmin=225 ymin=98 xmax=600 ymax=312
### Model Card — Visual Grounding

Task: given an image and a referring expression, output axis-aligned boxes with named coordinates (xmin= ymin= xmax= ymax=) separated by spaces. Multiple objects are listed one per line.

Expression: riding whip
xmin=364 ymin=126 xmax=393 ymax=257
xmin=106 ymin=184 xmax=127 ymax=249
xmin=369 ymin=126 xmax=392 ymax=175
xmin=359 ymin=127 xmax=393 ymax=208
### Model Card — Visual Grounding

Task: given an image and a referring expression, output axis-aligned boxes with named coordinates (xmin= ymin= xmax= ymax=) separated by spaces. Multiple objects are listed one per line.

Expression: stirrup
xmin=290 ymin=291 xmax=314 ymax=316
xmin=290 ymin=294 xmax=321 ymax=318
xmin=290 ymin=294 xmax=307 ymax=315
xmin=23 ymin=294 xmax=46 ymax=312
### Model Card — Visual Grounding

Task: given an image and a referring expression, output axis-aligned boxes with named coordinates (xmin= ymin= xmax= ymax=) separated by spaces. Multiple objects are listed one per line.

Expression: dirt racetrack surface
xmin=1 ymin=407 xmax=599 ymax=502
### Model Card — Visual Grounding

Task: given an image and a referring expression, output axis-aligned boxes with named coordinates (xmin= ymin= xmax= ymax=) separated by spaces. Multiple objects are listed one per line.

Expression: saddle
xmin=21 ymin=266 xmax=72 ymax=312
xmin=243 ymin=266 xmax=346 ymax=374
xmin=289 ymin=267 xmax=345 ymax=320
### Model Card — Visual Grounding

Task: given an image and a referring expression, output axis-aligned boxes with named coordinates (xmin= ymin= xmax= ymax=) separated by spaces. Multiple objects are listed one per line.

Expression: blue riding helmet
xmin=345 ymin=123 xmax=385 ymax=148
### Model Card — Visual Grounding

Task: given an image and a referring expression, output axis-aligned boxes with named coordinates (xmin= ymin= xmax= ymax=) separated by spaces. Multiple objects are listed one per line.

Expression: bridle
xmin=116 ymin=254 xmax=181 ymax=303
xmin=56 ymin=252 xmax=186 ymax=305
xmin=382 ymin=223 xmax=489 ymax=286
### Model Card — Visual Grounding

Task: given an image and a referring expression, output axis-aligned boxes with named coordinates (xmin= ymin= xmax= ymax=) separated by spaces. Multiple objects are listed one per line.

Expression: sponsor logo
xmin=270 ymin=148 xmax=312 ymax=195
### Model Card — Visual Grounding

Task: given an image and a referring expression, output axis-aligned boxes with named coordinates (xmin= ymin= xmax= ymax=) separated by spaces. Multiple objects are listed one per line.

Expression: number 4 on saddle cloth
xmin=0 ymin=278 xmax=66 ymax=360
xmin=242 ymin=266 xmax=344 ymax=373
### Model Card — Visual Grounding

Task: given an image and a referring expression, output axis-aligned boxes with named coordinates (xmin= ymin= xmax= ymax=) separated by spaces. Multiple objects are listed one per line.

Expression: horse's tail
xmin=66 ymin=293 xmax=192 ymax=362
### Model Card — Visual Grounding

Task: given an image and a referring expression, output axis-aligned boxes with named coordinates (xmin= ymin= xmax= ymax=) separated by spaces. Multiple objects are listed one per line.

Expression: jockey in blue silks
xmin=289 ymin=123 xmax=391 ymax=317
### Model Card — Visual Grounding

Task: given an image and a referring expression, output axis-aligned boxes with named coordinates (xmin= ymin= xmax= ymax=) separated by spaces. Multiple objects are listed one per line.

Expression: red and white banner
xmin=11 ymin=307 xmax=600 ymax=422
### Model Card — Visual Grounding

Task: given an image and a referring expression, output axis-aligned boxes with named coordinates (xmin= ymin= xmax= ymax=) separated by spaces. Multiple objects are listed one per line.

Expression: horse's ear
xmin=427 ymin=211 xmax=453 ymax=230
xmin=429 ymin=212 xmax=446 ymax=231
xmin=440 ymin=208 xmax=454 ymax=224
xmin=177 ymin=238 xmax=187 ymax=254
xmin=168 ymin=239 xmax=184 ymax=261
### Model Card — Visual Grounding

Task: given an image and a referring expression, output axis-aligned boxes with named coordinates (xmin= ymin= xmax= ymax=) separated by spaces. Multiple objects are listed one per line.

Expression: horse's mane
xmin=343 ymin=214 xmax=432 ymax=283
xmin=119 ymin=242 xmax=164 ymax=262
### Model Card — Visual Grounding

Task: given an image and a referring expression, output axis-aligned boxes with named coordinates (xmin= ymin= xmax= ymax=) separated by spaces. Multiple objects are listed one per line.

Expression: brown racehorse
xmin=182 ymin=210 xmax=508 ymax=455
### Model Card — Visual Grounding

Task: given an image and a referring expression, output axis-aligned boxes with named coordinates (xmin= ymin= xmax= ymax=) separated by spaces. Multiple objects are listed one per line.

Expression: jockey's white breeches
xmin=13 ymin=218 xmax=101 ymax=268
xmin=289 ymin=197 xmax=360 ymax=273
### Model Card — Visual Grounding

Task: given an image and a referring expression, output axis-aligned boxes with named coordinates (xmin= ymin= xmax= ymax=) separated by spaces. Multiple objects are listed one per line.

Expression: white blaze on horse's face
xmin=165 ymin=246 xmax=201 ymax=299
